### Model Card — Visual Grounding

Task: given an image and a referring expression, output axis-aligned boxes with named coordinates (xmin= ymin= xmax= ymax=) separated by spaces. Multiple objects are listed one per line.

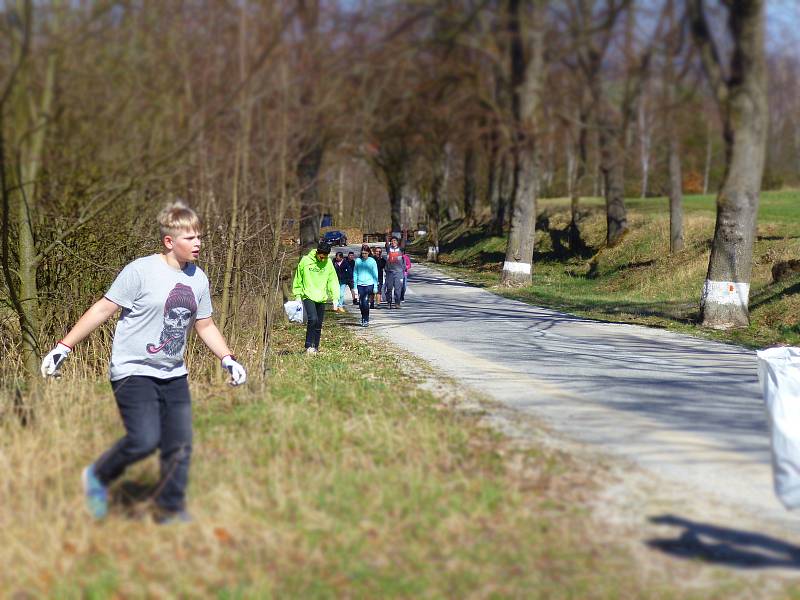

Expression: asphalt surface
xmin=337 ymin=252 xmax=800 ymax=537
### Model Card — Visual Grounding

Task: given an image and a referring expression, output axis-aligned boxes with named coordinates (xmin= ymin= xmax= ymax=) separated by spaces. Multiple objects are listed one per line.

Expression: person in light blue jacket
xmin=352 ymin=244 xmax=379 ymax=327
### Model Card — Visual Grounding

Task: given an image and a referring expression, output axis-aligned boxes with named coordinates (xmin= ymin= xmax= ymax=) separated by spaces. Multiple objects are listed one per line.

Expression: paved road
xmin=339 ymin=256 xmax=799 ymax=536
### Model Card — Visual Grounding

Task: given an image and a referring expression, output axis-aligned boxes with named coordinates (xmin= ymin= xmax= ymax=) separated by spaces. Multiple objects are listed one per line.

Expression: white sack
xmin=284 ymin=299 xmax=304 ymax=324
xmin=757 ymin=346 xmax=800 ymax=510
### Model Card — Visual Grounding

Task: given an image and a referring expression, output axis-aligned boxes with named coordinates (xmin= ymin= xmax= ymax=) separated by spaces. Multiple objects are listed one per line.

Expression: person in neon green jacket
xmin=292 ymin=241 xmax=340 ymax=354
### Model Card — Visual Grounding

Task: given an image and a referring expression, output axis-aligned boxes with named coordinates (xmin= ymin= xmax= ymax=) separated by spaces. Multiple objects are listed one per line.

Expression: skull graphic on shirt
xmin=146 ymin=283 xmax=197 ymax=356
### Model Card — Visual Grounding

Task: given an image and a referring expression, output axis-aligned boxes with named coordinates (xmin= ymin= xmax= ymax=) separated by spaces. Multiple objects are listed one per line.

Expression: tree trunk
xmin=668 ymin=134 xmax=684 ymax=253
xmin=427 ymin=176 xmax=442 ymax=262
xmin=337 ymin=165 xmax=344 ymax=226
xmin=501 ymin=0 xmax=543 ymax=286
xmin=485 ymin=132 xmax=498 ymax=227
xmin=298 ymin=144 xmax=323 ymax=250
xmin=388 ymin=176 xmax=402 ymax=233
xmin=663 ymin=3 xmax=684 ymax=255
xmin=230 ymin=209 xmax=246 ymax=334
xmin=359 ymin=181 xmax=367 ymax=232
xmin=492 ymin=153 xmax=509 ymax=235
xmin=218 ymin=164 xmax=238 ymax=335
xmin=502 ymin=149 xmax=537 ymax=285
xmin=638 ymin=102 xmax=651 ymax=198
xmin=693 ymin=0 xmax=768 ymax=328
xmin=569 ymin=105 xmax=588 ymax=251
xmin=703 ymin=120 xmax=713 ymax=195
xmin=598 ymin=113 xmax=627 ymax=246
xmin=566 ymin=145 xmax=575 ymax=200
xmin=462 ymin=145 xmax=476 ymax=225
xmin=8 ymin=8 xmax=59 ymax=379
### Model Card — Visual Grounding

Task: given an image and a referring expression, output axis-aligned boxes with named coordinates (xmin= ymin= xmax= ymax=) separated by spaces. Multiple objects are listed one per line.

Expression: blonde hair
xmin=158 ymin=200 xmax=202 ymax=239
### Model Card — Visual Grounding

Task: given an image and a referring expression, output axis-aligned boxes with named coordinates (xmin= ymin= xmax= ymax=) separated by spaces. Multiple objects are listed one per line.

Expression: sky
xmin=766 ymin=0 xmax=800 ymax=52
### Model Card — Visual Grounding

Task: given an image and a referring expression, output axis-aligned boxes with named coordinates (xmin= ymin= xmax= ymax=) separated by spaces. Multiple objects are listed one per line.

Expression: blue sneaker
xmin=81 ymin=464 xmax=108 ymax=519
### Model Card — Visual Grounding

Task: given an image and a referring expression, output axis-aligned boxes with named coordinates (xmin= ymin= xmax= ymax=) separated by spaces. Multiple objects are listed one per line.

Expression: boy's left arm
xmin=195 ymin=317 xmax=247 ymax=385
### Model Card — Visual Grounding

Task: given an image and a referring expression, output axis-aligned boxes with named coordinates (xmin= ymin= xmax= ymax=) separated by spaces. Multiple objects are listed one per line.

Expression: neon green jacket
xmin=292 ymin=249 xmax=340 ymax=304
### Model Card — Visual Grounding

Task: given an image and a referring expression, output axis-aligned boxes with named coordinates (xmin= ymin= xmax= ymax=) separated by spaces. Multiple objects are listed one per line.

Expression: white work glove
xmin=221 ymin=355 xmax=247 ymax=386
xmin=41 ymin=342 xmax=71 ymax=378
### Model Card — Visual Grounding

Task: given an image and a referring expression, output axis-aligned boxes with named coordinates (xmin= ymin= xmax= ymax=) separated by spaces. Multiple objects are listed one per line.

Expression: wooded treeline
xmin=0 ymin=0 xmax=790 ymax=383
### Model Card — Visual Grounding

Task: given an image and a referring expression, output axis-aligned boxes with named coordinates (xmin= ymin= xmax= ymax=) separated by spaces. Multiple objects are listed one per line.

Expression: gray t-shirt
xmin=105 ymin=254 xmax=212 ymax=381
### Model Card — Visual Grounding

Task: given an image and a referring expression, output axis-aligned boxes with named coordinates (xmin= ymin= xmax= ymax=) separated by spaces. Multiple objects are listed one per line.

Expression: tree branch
xmin=688 ymin=0 xmax=729 ymax=109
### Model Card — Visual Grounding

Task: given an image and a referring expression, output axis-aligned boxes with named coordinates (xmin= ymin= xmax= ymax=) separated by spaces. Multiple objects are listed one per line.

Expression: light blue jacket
xmin=352 ymin=256 xmax=379 ymax=292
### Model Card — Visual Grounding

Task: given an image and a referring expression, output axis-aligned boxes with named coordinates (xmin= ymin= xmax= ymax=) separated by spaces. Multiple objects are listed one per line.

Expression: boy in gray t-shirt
xmin=41 ymin=201 xmax=246 ymax=523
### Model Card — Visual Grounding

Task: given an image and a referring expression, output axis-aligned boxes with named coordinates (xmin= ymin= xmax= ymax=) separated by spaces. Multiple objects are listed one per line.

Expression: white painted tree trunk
xmin=693 ymin=0 xmax=768 ymax=329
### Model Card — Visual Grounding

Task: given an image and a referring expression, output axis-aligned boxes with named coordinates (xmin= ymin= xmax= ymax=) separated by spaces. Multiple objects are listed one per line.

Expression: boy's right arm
xmin=291 ymin=263 xmax=303 ymax=300
xmin=41 ymin=297 xmax=120 ymax=377
xmin=61 ymin=298 xmax=120 ymax=348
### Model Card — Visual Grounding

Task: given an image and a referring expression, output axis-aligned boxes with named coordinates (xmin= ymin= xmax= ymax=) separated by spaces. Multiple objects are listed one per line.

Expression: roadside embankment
xmin=411 ymin=192 xmax=800 ymax=349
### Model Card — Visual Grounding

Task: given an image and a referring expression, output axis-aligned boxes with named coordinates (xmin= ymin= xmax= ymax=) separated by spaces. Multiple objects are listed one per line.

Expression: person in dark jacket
xmin=332 ymin=252 xmax=353 ymax=311
xmin=347 ymin=251 xmax=358 ymax=305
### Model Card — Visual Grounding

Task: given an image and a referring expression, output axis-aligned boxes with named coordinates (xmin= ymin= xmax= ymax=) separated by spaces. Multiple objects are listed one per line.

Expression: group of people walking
xmin=291 ymin=230 xmax=412 ymax=352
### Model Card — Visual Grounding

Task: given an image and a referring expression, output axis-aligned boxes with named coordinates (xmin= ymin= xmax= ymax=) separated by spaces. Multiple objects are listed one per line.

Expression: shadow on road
xmin=647 ymin=514 xmax=800 ymax=569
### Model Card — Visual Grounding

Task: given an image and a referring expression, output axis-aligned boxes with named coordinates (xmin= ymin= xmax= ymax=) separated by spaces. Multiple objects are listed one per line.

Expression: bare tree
xmin=662 ymin=0 xmax=688 ymax=253
xmin=560 ymin=0 xmax=634 ymax=247
xmin=501 ymin=0 xmax=546 ymax=286
xmin=690 ymin=0 xmax=768 ymax=328
xmin=462 ymin=145 xmax=477 ymax=225
xmin=637 ymin=93 xmax=654 ymax=198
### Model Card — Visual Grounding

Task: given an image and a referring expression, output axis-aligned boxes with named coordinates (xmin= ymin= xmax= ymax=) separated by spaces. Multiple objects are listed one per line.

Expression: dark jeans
xmin=357 ymin=285 xmax=372 ymax=320
xmin=303 ymin=299 xmax=326 ymax=349
xmin=94 ymin=375 xmax=192 ymax=512
xmin=400 ymin=274 xmax=408 ymax=301
xmin=384 ymin=270 xmax=403 ymax=305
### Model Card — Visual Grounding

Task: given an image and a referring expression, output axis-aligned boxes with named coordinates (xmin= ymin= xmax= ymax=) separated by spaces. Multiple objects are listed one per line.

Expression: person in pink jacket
xmin=400 ymin=251 xmax=412 ymax=303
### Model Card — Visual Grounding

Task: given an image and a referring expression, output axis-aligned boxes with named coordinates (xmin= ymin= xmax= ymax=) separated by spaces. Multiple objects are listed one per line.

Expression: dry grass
xmin=0 ymin=321 xmax=703 ymax=598
xmin=5 ymin=313 xmax=796 ymax=597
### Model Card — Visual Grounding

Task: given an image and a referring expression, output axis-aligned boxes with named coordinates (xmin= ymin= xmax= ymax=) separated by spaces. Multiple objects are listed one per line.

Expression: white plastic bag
xmin=757 ymin=346 xmax=800 ymax=509
xmin=284 ymin=299 xmax=304 ymax=324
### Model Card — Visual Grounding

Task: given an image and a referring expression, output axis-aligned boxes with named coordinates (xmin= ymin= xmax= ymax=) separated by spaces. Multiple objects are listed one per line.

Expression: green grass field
xmin=419 ymin=191 xmax=800 ymax=348
xmin=542 ymin=191 xmax=800 ymax=230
